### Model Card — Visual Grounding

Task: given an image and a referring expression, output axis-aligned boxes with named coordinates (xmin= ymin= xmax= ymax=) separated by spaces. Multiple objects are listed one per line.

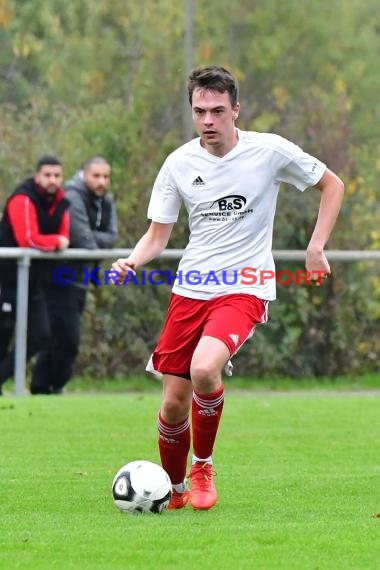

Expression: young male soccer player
xmin=112 ymin=66 xmax=344 ymax=510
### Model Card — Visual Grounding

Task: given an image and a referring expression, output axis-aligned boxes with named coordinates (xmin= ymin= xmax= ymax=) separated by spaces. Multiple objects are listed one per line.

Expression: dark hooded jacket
xmin=63 ymin=172 xmax=118 ymax=284
xmin=0 ymin=178 xmax=69 ymax=289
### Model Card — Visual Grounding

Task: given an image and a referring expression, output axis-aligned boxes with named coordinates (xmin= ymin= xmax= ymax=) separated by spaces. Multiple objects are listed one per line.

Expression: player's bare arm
xmin=111 ymin=222 xmax=174 ymax=283
xmin=306 ymin=168 xmax=344 ymax=284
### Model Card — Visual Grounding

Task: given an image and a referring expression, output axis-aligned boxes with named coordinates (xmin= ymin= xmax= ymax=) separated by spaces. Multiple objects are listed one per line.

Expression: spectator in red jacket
xmin=0 ymin=155 xmax=70 ymax=395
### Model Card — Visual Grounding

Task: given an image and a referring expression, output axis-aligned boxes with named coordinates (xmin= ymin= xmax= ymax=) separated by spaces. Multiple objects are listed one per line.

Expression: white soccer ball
xmin=112 ymin=460 xmax=172 ymax=514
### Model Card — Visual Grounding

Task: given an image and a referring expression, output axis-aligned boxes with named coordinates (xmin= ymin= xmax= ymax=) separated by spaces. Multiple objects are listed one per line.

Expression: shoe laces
xmin=189 ymin=462 xmax=216 ymax=491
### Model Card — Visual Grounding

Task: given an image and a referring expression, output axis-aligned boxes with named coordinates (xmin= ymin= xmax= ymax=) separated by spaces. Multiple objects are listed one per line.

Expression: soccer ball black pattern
xmin=112 ymin=460 xmax=172 ymax=514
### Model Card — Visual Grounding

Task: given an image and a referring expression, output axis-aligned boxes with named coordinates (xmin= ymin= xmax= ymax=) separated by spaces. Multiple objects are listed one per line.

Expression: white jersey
xmin=147 ymin=130 xmax=326 ymax=300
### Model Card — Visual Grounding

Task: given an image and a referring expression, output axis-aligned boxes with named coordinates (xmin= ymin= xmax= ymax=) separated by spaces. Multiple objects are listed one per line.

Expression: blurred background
xmin=0 ymin=0 xmax=379 ymax=382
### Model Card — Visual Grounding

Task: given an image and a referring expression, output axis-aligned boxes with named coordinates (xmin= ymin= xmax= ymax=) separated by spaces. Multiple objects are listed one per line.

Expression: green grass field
xmin=1 ymin=392 xmax=379 ymax=569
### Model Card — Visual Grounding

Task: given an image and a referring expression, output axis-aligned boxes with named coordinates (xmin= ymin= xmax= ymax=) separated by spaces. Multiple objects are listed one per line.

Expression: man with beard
xmin=31 ymin=156 xmax=118 ymax=394
xmin=0 ymin=155 xmax=69 ymax=395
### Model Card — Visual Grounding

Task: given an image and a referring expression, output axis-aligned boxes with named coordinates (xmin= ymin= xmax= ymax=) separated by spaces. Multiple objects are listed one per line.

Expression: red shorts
xmin=151 ymin=293 xmax=268 ymax=377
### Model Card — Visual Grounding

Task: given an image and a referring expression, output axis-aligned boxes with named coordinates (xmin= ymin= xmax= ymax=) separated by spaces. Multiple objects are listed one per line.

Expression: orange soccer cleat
xmin=167 ymin=490 xmax=190 ymax=510
xmin=189 ymin=462 xmax=217 ymax=510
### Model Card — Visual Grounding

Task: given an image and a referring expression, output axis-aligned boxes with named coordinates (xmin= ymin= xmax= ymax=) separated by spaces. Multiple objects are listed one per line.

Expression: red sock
xmin=192 ymin=386 xmax=224 ymax=460
xmin=157 ymin=413 xmax=190 ymax=485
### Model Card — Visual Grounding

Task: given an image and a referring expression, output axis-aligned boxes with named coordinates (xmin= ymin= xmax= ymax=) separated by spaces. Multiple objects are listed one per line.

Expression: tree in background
xmin=0 ymin=0 xmax=378 ymax=379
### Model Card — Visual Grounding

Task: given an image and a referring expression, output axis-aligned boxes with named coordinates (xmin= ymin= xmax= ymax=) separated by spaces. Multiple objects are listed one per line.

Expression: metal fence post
xmin=14 ymin=254 xmax=30 ymax=395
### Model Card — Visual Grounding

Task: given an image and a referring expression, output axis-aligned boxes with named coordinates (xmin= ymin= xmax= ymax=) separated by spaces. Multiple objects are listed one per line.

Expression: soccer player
xmin=111 ymin=66 xmax=344 ymax=510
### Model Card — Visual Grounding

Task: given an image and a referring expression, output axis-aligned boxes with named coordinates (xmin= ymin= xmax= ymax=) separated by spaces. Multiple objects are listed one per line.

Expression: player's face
xmin=83 ymin=163 xmax=111 ymax=197
xmin=191 ymin=88 xmax=240 ymax=157
xmin=35 ymin=165 xmax=63 ymax=194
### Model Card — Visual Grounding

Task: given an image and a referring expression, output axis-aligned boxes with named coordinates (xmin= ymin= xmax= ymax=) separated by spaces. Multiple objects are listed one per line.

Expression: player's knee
xmin=160 ymin=397 xmax=188 ymax=424
xmin=190 ymin=361 xmax=220 ymax=393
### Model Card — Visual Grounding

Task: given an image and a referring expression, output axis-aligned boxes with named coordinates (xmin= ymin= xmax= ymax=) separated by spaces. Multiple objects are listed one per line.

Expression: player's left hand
xmin=306 ymin=248 xmax=330 ymax=286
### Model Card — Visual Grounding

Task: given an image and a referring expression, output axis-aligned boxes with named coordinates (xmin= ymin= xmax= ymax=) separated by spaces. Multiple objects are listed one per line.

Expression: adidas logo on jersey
xmin=192 ymin=176 xmax=205 ymax=186
xmin=229 ymin=334 xmax=240 ymax=347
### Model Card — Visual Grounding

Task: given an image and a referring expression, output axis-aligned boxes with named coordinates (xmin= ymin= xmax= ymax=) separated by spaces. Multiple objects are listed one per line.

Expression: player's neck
xmin=201 ymin=128 xmax=239 ymax=158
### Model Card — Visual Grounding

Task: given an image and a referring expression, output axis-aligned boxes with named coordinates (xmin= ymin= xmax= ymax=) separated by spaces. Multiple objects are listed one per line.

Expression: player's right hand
xmin=111 ymin=258 xmax=136 ymax=284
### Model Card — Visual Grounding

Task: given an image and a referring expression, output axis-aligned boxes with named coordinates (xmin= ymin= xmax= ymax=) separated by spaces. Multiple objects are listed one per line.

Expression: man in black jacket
xmin=31 ymin=156 xmax=118 ymax=394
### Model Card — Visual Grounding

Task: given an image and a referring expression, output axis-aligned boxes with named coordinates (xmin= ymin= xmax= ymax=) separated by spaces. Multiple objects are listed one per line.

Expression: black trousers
xmin=0 ymin=286 xmax=50 ymax=389
xmin=30 ymin=284 xmax=86 ymax=394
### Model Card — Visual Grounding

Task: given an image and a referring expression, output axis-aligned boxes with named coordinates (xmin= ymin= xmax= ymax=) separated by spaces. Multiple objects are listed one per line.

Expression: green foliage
xmin=0 ymin=0 xmax=379 ymax=378
xmin=238 ymin=263 xmax=379 ymax=379
xmin=77 ymin=277 xmax=170 ymax=378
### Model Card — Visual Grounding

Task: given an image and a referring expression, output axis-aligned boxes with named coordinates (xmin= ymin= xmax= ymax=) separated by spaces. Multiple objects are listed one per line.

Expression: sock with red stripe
xmin=192 ymin=386 xmax=225 ymax=460
xmin=157 ymin=412 xmax=190 ymax=486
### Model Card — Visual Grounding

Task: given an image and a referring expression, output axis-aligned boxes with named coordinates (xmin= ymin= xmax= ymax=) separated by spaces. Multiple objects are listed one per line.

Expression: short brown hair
xmin=35 ymin=155 xmax=62 ymax=172
xmin=187 ymin=66 xmax=239 ymax=107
